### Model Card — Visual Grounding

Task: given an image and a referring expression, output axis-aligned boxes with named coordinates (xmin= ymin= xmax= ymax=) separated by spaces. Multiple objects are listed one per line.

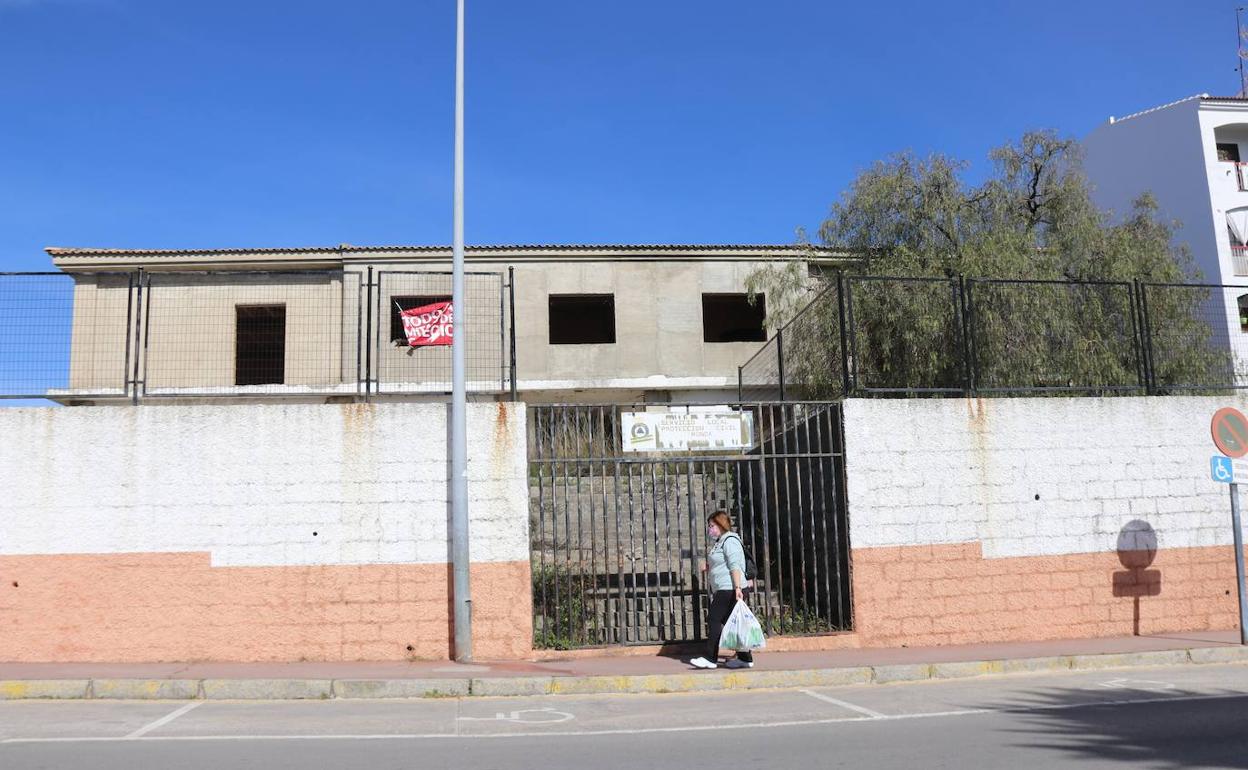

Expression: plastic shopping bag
xmin=719 ymin=600 xmax=767 ymax=651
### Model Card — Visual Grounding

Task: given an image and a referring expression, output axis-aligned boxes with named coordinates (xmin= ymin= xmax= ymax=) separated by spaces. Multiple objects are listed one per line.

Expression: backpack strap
xmin=722 ymin=533 xmax=756 ymax=576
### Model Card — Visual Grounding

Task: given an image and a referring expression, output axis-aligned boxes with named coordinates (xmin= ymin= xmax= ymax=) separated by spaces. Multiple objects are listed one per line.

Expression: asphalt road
xmin=3 ymin=663 xmax=1248 ymax=769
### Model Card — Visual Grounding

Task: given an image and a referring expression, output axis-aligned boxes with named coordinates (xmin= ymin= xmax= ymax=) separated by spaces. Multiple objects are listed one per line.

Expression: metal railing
xmin=0 ymin=269 xmax=518 ymax=402
xmin=1232 ymin=245 xmax=1248 ymax=277
xmin=740 ymin=273 xmax=1248 ymax=400
xmin=0 ymin=272 xmax=133 ymax=401
xmin=372 ymin=270 xmax=507 ymax=395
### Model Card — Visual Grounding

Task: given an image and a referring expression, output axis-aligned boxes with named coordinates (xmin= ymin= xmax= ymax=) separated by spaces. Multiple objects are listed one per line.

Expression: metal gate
xmin=529 ymin=402 xmax=852 ymax=650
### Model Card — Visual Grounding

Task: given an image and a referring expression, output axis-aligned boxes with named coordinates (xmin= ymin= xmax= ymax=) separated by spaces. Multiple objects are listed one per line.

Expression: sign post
xmin=1210 ymin=407 xmax=1248 ymax=645
xmin=1231 ymin=483 xmax=1248 ymax=646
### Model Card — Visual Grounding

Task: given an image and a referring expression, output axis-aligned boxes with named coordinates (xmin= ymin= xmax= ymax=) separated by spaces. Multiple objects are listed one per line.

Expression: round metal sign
xmin=1212 ymin=407 xmax=1248 ymax=458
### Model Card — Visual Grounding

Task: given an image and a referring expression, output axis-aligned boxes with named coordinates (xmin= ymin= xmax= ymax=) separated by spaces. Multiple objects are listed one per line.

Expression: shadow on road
xmin=973 ymin=687 xmax=1248 ymax=769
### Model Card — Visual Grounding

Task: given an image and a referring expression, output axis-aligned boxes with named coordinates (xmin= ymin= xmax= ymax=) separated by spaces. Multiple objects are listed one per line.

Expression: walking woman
xmin=690 ymin=510 xmax=754 ymax=670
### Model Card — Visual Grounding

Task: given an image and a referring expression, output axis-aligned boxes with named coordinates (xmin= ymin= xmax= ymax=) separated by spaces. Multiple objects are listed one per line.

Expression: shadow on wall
xmin=1112 ymin=520 xmax=1161 ymax=637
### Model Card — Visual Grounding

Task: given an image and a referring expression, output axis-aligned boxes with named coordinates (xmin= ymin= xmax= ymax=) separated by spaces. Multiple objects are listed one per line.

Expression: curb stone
xmin=335 ymin=679 xmax=470 ymax=699
xmin=1067 ymin=649 xmax=1191 ymax=671
xmin=92 ymin=679 xmax=200 ymax=700
xmin=1001 ymin=656 xmax=1072 ymax=674
xmin=872 ymin=664 xmax=933 ymax=684
xmin=0 ymin=644 xmax=1245 ymax=701
xmin=201 ymin=679 xmax=334 ymax=700
xmin=1188 ymin=646 xmax=1248 ymax=664
xmin=0 ymin=680 xmax=90 ymax=700
xmin=930 ymin=660 xmax=1005 ymax=679
xmin=469 ymin=676 xmax=553 ymax=697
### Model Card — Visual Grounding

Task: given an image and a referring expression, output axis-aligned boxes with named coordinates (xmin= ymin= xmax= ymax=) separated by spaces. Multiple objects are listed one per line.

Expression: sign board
xmin=1212 ymin=455 xmax=1248 ymax=484
xmin=1212 ymin=407 xmax=1248 ymax=458
xmin=621 ymin=409 xmax=754 ymax=453
xmin=399 ymin=301 xmax=454 ymax=346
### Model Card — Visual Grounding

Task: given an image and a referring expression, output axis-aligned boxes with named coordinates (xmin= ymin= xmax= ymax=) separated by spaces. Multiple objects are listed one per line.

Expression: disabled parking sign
xmin=1211 ymin=455 xmax=1244 ymax=484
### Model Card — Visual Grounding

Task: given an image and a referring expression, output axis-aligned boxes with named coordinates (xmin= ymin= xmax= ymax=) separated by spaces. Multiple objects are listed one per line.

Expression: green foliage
xmin=767 ymin=606 xmax=836 ymax=636
xmin=531 ymin=563 xmax=590 ymax=650
xmin=747 ymin=131 xmax=1230 ymax=393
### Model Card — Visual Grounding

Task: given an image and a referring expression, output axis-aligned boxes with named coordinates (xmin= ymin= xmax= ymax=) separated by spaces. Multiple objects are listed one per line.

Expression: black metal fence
xmin=529 ymin=402 xmax=852 ymax=649
xmin=373 ymin=271 xmax=507 ymax=395
xmin=740 ymin=274 xmax=1248 ymax=400
xmin=0 ymin=268 xmax=518 ymax=402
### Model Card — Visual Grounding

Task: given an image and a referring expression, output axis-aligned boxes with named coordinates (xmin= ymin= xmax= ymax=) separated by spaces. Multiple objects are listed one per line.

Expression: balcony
xmin=1233 ymin=245 xmax=1248 ymax=276
xmin=1215 ymin=161 xmax=1248 ymax=194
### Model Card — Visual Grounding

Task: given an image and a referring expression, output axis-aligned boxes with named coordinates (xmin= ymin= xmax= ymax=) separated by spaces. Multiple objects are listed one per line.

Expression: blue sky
xmin=0 ymin=0 xmax=1239 ymax=270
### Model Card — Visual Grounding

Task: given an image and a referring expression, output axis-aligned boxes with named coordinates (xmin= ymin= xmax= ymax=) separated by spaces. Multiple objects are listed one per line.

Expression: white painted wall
xmin=0 ymin=403 xmax=529 ymax=566
xmin=1083 ymin=97 xmax=1215 ymax=279
xmin=844 ymin=396 xmax=1238 ymax=558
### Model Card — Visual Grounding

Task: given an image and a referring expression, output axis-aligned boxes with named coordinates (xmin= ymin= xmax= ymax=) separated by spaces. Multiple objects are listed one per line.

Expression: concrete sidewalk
xmin=2 ymin=630 xmax=1246 ymax=700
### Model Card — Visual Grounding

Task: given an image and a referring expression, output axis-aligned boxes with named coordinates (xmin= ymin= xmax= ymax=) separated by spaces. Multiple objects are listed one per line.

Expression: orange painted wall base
xmin=4 ymin=544 xmax=1241 ymax=662
xmin=851 ymin=542 xmax=1246 ymax=647
xmin=0 ymin=553 xmax=532 ymax=662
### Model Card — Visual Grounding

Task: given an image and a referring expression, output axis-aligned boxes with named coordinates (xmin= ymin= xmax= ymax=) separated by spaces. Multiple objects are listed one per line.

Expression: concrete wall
xmin=142 ymin=273 xmax=358 ymax=393
xmin=63 ymin=257 xmax=785 ymax=402
xmin=503 ymin=259 xmax=770 ymax=393
xmin=0 ymin=402 xmax=532 ymax=662
xmin=68 ymin=273 xmax=362 ymax=396
xmin=358 ymin=258 xmax=779 ymax=398
xmin=68 ymin=273 xmax=133 ymax=395
xmin=844 ymin=396 xmax=1248 ymax=647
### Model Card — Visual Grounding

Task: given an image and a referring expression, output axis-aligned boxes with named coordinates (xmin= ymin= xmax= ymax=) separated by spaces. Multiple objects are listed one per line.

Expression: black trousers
xmin=706 ymin=589 xmax=754 ymax=662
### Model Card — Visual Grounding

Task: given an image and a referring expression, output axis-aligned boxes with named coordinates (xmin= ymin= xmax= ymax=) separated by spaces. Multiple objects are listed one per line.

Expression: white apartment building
xmin=1084 ymin=94 xmax=1248 ymax=361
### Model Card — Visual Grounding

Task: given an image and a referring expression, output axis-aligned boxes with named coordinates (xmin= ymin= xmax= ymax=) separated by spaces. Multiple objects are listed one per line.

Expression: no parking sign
xmin=1212 ymin=407 xmax=1248 ymax=458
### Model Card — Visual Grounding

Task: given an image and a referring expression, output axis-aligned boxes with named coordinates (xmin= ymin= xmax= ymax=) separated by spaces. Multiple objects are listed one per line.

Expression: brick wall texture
xmin=844 ymin=396 xmax=1248 ymax=645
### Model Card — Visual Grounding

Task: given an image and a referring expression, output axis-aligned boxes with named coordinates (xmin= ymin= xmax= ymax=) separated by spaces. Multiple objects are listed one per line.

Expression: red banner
xmin=399 ymin=301 xmax=454 ymax=346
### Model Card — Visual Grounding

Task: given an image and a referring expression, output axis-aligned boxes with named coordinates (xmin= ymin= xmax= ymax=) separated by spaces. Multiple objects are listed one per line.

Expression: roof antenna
xmin=1239 ymin=7 xmax=1248 ymax=96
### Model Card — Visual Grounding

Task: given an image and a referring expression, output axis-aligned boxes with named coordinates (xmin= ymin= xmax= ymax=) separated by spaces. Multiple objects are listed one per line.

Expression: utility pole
xmin=450 ymin=0 xmax=473 ymax=662
xmin=1238 ymin=7 xmax=1247 ymax=97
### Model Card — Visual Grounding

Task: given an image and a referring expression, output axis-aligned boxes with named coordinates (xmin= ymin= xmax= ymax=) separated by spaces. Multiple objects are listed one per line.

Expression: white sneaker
xmin=689 ymin=657 xmax=718 ymax=669
xmin=725 ymin=659 xmax=754 ymax=669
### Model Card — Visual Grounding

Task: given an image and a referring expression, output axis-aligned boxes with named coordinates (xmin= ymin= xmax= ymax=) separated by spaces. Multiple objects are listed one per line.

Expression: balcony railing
xmin=1234 ymin=245 xmax=1248 ymax=276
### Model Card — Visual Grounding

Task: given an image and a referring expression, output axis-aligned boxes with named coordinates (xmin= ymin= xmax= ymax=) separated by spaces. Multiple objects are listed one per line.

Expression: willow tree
xmin=748 ymin=131 xmax=1229 ymax=396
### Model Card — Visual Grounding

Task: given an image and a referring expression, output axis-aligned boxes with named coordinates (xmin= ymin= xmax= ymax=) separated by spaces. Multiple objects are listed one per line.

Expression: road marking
xmin=798 ymin=689 xmax=886 ymax=718
xmin=3 ymin=691 xmax=1245 ymax=745
xmin=123 ymin=702 xmax=202 ymax=739
xmin=458 ymin=708 xmax=575 ymax=724
xmin=1094 ymin=678 xmax=1175 ymax=691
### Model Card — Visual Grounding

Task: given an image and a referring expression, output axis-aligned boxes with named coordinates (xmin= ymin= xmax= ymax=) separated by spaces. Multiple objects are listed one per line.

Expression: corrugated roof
xmin=46 ymin=243 xmax=837 ymax=257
